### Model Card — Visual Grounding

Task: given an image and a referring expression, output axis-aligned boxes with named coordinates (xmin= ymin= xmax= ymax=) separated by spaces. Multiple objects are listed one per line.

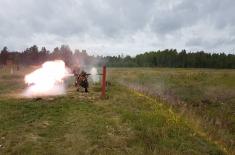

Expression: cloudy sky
xmin=0 ymin=0 xmax=234 ymax=55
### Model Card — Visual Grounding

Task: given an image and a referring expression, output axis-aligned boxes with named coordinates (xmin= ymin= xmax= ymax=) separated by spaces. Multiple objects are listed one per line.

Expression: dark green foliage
xmin=105 ymin=50 xmax=235 ymax=68
xmin=1 ymin=45 xmax=235 ymax=68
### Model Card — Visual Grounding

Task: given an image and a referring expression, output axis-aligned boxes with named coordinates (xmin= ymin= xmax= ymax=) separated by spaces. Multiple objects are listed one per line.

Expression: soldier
xmin=75 ymin=70 xmax=89 ymax=92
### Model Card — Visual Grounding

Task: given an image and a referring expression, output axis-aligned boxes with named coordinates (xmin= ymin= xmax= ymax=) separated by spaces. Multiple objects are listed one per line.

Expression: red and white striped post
xmin=101 ymin=65 xmax=106 ymax=98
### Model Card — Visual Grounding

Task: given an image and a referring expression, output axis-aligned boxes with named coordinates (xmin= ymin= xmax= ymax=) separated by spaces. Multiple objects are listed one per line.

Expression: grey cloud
xmin=186 ymin=36 xmax=235 ymax=49
xmin=0 ymin=0 xmax=234 ymax=54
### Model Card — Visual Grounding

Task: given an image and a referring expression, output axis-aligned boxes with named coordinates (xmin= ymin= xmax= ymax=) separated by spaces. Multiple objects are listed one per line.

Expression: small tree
xmin=0 ymin=46 xmax=9 ymax=65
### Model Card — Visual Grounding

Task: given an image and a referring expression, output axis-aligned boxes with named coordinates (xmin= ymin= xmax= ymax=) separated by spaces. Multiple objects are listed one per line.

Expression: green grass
xmin=108 ymin=68 xmax=235 ymax=154
xmin=0 ymin=67 xmax=232 ymax=154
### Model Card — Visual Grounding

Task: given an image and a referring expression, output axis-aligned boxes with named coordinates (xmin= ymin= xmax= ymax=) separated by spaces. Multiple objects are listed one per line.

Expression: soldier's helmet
xmin=80 ymin=70 xmax=86 ymax=76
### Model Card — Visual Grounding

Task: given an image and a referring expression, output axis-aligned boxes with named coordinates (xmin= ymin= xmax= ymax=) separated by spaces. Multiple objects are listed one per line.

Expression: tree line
xmin=0 ymin=46 xmax=235 ymax=68
xmin=105 ymin=49 xmax=235 ymax=68
xmin=0 ymin=45 xmax=99 ymax=68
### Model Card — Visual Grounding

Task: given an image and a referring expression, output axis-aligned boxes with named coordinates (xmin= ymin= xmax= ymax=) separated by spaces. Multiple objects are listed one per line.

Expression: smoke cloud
xmin=23 ymin=60 xmax=70 ymax=97
xmin=90 ymin=67 xmax=99 ymax=83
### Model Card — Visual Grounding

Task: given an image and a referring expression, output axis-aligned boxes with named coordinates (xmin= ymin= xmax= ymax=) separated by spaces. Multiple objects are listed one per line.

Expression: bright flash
xmin=23 ymin=60 xmax=69 ymax=97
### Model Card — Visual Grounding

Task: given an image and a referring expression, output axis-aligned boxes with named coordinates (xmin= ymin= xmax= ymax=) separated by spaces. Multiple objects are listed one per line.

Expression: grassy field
xmin=108 ymin=68 xmax=235 ymax=154
xmin=0 ymin=67 xmax=233 ymax=154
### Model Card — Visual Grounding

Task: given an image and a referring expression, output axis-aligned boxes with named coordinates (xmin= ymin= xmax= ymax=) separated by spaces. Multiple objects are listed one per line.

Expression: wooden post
xmin=101 ymin=65 xmax=106 ymax=98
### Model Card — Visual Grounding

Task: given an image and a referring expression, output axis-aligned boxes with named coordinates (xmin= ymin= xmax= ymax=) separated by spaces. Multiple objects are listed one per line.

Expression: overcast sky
xmin=0 ymin=0 xmax=234 ymax=55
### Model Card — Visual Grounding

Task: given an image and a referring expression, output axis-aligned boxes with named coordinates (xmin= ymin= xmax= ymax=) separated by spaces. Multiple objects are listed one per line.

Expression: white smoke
xmin=90 ymin=67 xmax=99 ymax=83
xmin=23 ymin=60 xmax=70 ymax=97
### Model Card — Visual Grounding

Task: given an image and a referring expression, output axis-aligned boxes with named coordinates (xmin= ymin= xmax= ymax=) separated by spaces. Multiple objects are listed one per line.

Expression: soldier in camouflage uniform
xmin=74 ymin=70 xmax=89 ymax=92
